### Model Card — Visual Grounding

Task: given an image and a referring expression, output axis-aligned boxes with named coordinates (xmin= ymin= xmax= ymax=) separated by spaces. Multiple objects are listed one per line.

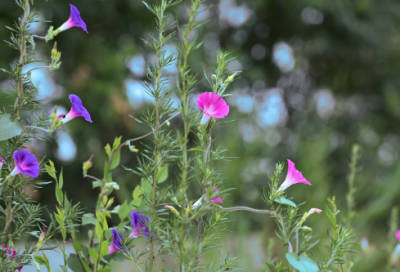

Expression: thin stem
xmin=85 ymin=174 xmax=101 ymax=181
xmin=14 ymin=0 xmax=30 ymax=118
xmin=22 ymin=66 xmax=50 ymax=75
xmin=25 ymin=126 xmax=50 ymax=133
xmin=63 ymin=239 xmax=67 ymax=266
xmin=107 ymin=112 xmax=180 ymax=166
xmin=296 ymin=230 xmax=299 ymax=253
xmin=32 ymin=34 xmax=46 ymax=40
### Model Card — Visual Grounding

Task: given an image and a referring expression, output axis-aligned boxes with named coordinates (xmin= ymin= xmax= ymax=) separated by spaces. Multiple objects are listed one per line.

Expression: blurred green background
xmin=1 ymin=0 xmax=400 ymax=270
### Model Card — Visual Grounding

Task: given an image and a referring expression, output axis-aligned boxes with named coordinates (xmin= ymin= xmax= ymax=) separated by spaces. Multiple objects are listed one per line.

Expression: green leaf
xmin=59 ymin=168 xmax=64 ymax=189
xmin=60 ymin=265 xmax=68 ymax=272
xmin=109 ymin=149 xmax=120 ymax=170
xmin=285 ymin=253 xmax=318 ymax=272
xmin=326 ymin=206 xmax=337 ymax=227
xmin=100 ymin=240 xmax=109 ymax=257
xmin=73 ymin=242 xmax=83 ymax=252
xmin=42 ymin=252 xmax=51 ymax=272
xmin=133 ymin=185 xmax=142 ymax=199
xmin=56 ymin=186 xmax=63 ymax=206
xmin=141 ymin=179 xmax=152 ymax=198
xmin=157 ymin=166 xmax=168 ymax=183
xmin=88 ymin=248 xmax=99 ymax=263
xmin=32 ymin=255 xmax=44 ymax=271
xmin=0 ymin=114 xmax=22 ymax=142
xmin=97 ymin=270 xmax=111 ymax=272
xmin=92 ymin=180 xmax=102 ymax=188
xmin=104 ymin=144 xmax=112 ymax=158
xmin=45 ymin=160 xmax=57 ymax=180
xmin=274 ymin=197 xmax=296 ymax=208
xmin=67 ymin=254 xmax=85 ymax=272
xmin=118 ymin=201 xmax=130 ymax=220
xmin=188 ymin=146 xmax=202 ymax=151
xmin=130 ymin=198 xmax=142 ymax=209
xmin=82 ymin=213 xmax=97 ymax=226
xmin=112 ymin=136 xmax=122 ymax=151
xmin=95 ymin=220 xmax=103 ymax=242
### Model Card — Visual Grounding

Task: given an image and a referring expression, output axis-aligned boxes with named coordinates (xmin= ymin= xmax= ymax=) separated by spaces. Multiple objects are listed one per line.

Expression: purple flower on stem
xmin=396 ymin=230 xmax=400 ymax=243
xmin=196 ymin=92 xmax=230 ymax=125
xmin=278 ymin=159 xmax=311 ymax=192
xmin=108 ymin=229 xmax=124 ymax=254
xmin=1 ymin=244 xmax=22 ymax=271
xmin=63 ymin=95 xmax=92 ymax=124
xmin=0 ymin=157 xmax=3 ymax=169
xmin=130 ymin=211 xmax=153 ymax=238
xmin=10 ymin=149 xmax=40 ymax=178
xmin=59 ymin=4 xmax=88 ymax=33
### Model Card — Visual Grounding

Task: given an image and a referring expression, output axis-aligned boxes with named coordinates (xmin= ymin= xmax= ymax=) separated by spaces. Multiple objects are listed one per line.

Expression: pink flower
xmin=108 ymin=229 xmax=125 ymax=254
xmin=59 ymin=4 xmax=88 ymax=33
xmin=1 ymin=244 xmax=22 ymax=271
xmin=196 ymin=92 xmax=229 ymax=125
xmin=206 ymin=186 xmax=224 ymax=204
xmin=10 ymin=149 xmax=40 ymax=178
xmin=63 ymin=95 xmax=92 ymax=124
xmin=278 ymin=159 xmax=311 ymax=191
xmin=396 ymin=230 xmax=400 ymax=242
xmin=0 ymin=157 xmax=3 ymax=169
xmin=306 ymin=208 xmax=322 ymax=217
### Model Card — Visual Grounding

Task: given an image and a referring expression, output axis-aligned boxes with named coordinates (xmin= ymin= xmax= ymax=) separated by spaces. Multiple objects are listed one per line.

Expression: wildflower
xmin=1 ymin=244 xmax=22 ymax=271
xmin=83 ymin=154 xmax=94 ymax=176
xmin=130 ymin=211 xmax=152 ymax=238
xmin=108 ymin=229 xmax=124 ymax=254
xmin=0 ymin=157 xmax=3 ymax=170
xmin=62 ymin=95 xmax=92 ymax=124
xmin=10 ymin=149 xmax=40 ymax=178
xmin=206 ymin=186 xmax=223 ymax=204
xmin=306 ymin=208 xmax=322 ymax=217
xmin=396 ymin=230 xmax=400 ymax=242
xmin=278 ymin=159 xmax=311 ymax=191
xmin=59 ymin=4 xmax=88 ymax=33
xmin=37 ymin=226 xmax=48 ymax=249
xmin=196 ymin=92 xmax=229 ymax=125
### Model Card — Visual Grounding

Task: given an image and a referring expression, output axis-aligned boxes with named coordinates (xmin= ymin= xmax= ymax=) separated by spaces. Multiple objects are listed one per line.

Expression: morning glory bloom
xmin=196 ymin=92 xmax=229 ymax=125
xmin=278 ymin=159 xmax=311 ymax=191
xmin=108 ymin=229 xmax=124 ymax=254
xmin=59 ymin=4 xmax=88 ymax=33
xmin=130 ymin=211 xmax=151 ymax=238
xmin=10 ymin=149 xmax=40 ymax=178
xmin=63 ymin=94 xmax=92 ymax=124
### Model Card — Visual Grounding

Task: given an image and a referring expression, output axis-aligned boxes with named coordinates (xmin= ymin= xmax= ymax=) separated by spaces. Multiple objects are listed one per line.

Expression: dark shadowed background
xmin=1 ymin=0 xmax=400 ymax=270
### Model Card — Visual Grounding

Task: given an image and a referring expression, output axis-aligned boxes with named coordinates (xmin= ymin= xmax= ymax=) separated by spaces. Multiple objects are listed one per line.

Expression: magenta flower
xmin=0 ymin=157 xmax=3 ymax=169
xmin=63 ymin=94 xmax=92 ymax=124
xmin=59 ymin=4 xmax=88 ymax=33
xmin=10 ymin=149 xmax=40 ymax=178
xmin=196 ymin=92 xmax=229 ymax=125
xmin=206 ymin=186 xmax=223 ymax=204
xmin=1 ymin=244 xmax=22 ymax=271
xmin=130 ymin=211 xmax=153 ymax=238
xmin=396 ymin=230 xmax=400 ymax=243
xmin=108 ymin=229 xmax=124 ymax=254
xmin=278 ymin=159 xmax=311 ymax=192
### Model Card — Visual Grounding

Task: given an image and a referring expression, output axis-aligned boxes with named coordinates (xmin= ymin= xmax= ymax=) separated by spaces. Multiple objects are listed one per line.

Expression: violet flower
xmin=62 ymin=94 xmax=92 ymax=124
xmin=196 ymin=92 xmax=229 ymax=125
xmin=130 ymin=211 xmax=152 ymax=238
xmin=59 ymin=4 xmax=88 ymax=33
xmin=278 ymin=159 xmax=311 ymax=192
xmin=396 ymin=230 xmax=400 ymax=242
xmin=108 ymin=229 xmax=124 ymax=254
xmin=10 ymin=149 xmax=40 ymax=178
xmin=1 ymin=244 xmax=22 ymax=271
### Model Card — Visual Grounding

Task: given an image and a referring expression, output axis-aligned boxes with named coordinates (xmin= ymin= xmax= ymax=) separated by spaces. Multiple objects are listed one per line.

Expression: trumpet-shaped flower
xmin=10 ymin=149 xmax=40 ymax=178
xmin=59 ymin=4 xmax=88 ymax=33
xmin=196 ymin=92 xmax=229 ymax=124
xmin=63 ymin=95 xmax=92 ymax=124
xmin=108 ymin=229 xmax=124 ymax=254
xmin=130 ymin=211 xmax=152 ymax=238
xmin=306 ymin=208 xmax=322 ymax=217
xmin=278 ymin=159 xmax=311 ymax=191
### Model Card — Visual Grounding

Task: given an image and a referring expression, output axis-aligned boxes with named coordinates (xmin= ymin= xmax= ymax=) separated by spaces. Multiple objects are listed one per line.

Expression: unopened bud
xmin=227 ymin=72 xmax=237 ymax=81
xmin=306 ymin=208 xmax=322 ymax=217
xmin=51 ymin=42 xmax=58 ymax=59
xmin=51 ymin=105 xmax=58 ymax=123
xmin=83 ymin=154 xmax=94 ymax=176
xmin=185 ymin=202 xmax=192 ymax=214
xmin=0 ymin=157 xmax=3 ymax=170
xmin=40 ymin=226 xmax=48 ymax=240
xmin=164 ymin=205 xmax=179 ymax=217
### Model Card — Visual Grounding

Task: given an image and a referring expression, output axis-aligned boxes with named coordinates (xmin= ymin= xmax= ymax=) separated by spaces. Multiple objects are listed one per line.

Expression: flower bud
xmin=51 ymin=42 xmax=58 ymax=59
xmin=0 ymin=157 xmax=3 ymax=173
xmin=164 ymin=205 xmax=179 ymax=217
xmin=306 ymin=208 xmax=322 ymax=217
xmin=50 ymin=105 xmax=58 ymax=124
xmin=83 ymin=154 xmax=94 ymax=176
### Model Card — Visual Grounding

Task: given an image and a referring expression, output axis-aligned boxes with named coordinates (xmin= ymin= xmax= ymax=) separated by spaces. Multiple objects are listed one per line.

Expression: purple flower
xmin=130 ymin=211 xmax=153 ymax=238
xmin=108 ymin=229 xmax=124 ymax=254
xmin=10 ymin=149 xmax=40 ymax=178
xmin=59 ymin=4 xmax=88 ymax=33
xmin=63 ymin=94 xmax=92 ymax=124
xmin=278 ymin=159 xmax=311 ymax=191
xmin=0 ymin=157 xmax=3 ymax=169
